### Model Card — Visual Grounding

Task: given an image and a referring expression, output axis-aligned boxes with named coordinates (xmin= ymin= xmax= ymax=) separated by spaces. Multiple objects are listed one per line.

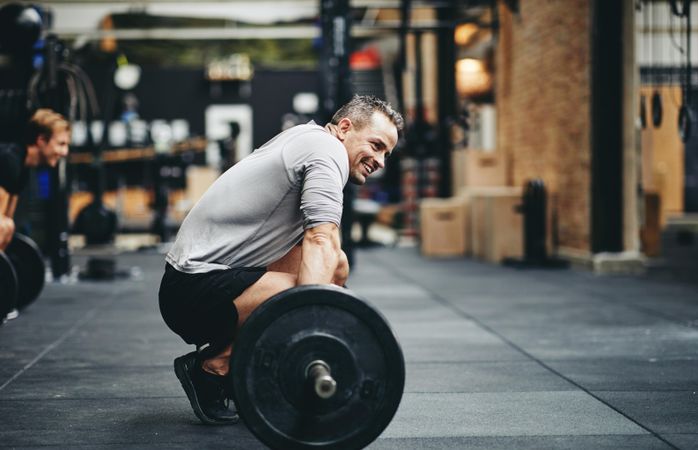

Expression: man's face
xmin=38 ymin=129 xmax=70 ymax=167
xmin=340 ymin=112 xmax=398 ymax=185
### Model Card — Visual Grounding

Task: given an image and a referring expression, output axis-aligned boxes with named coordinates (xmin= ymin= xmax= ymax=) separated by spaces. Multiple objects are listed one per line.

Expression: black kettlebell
xmin=73 ymin=201 xmax=118 ymax=245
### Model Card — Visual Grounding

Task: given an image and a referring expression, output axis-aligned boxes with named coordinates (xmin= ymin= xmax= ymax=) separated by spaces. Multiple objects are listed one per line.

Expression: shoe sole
xmin=174 ymin=356 xmax=239 ymax=426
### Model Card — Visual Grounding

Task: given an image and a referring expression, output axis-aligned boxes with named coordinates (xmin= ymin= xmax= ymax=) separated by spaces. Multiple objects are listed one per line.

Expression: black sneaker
xmin=174 ymin=351 xmax=239 ymax=425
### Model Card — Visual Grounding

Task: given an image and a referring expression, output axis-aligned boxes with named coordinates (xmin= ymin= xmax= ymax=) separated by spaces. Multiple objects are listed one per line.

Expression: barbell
xmin=0 ymin=193 xmax=47 ymax=319
xmin=6 ymin=233 xmax=46 ymax=308
xmin=0 ymin=251 xmax=18 ymax=319
xmin=0 ymin=233 xmax=46 ymax=318
xmin=230 ymin=284 xmax=405 ymax=450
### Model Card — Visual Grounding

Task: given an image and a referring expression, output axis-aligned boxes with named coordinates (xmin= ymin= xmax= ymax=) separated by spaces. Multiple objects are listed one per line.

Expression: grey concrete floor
xmin=1 ymin=246 xmax=697 ymax=449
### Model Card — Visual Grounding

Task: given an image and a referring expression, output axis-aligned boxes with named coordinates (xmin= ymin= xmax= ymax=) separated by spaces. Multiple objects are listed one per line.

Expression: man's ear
xmin=336 ymin=118 xmax=352 ymax=139
xmin=35 ymin=134 xmax=49 ymax=148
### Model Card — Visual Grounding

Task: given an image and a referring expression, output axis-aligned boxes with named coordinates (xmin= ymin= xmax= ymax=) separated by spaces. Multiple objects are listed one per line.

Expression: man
xmin=0 ymin=108 xmax=71 ymax=319
xmin=159 ymin=95 xmax=403 ymax=425
xmin=0 ymin=109 xmax=70 ymax=247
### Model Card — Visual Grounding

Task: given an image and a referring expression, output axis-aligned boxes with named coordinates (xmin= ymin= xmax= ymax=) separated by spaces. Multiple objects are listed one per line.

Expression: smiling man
xmin=0 ymin=109 xmax=71 ymax=252
xmin=159 ymin=95 xmax=403 ymax=426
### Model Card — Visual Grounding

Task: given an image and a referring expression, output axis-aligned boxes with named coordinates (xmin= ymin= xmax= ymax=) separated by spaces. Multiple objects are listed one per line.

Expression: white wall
xmin=635 ymin=1 xmax=698 ymax=67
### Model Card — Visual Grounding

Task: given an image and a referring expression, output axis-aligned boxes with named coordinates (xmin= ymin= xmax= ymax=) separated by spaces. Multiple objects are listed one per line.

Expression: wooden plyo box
xmin=451 ymin=148 xmax=506 ymax=195
xmin=419 ymin=197 xmax=467 ymax=257
xmin=469 ymin=187 xmax=523 ymax=263
xmin=455 ymin=186 xmax=525 ymax=257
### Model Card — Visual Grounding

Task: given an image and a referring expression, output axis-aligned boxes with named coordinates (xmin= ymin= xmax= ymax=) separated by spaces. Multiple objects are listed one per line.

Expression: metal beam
xmin=55 ymin=26 xmax=319 ymax=40
xmin=51 ymin=25 xmax=412 ymax=40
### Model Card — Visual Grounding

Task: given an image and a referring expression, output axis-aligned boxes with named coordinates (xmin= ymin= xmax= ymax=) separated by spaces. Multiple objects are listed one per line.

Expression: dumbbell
xmin=230 ymin=284 xmax=405 ymax=450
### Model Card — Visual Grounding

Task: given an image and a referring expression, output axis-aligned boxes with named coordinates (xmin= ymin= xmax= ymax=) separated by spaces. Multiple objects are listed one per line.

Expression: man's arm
xmin=298 ymin=223 xmax=343 ymax=285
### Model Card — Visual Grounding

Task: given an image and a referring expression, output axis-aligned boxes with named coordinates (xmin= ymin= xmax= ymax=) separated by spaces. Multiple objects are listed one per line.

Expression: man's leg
xmin=202 ymin=244 xmax=347 ymax=376
xmin=267 ymin=243 xmax=302 ymax=274
xmin=163 ymin=264 xmax=294 ymax=425
xmin=268 ymin=244 xmax=348 ymax=286
xmin=201 ymin=271 xmax=296 ymax=376
xmin=173 ymin=272 xmax=295 ymax=426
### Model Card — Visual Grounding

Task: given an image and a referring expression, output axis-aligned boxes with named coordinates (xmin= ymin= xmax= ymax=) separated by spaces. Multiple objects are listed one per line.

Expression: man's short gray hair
xmin=331 ymin=95 xmax=404 ymax=132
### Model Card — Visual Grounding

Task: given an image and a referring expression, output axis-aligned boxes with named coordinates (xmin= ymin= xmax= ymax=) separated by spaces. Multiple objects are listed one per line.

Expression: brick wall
xmin=495 ymin=0 xmax=592 ymax=252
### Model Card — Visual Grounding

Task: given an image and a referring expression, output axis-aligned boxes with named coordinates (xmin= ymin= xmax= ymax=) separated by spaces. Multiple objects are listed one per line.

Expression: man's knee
xmin=235 ymin=271 xmax=296 ymax=325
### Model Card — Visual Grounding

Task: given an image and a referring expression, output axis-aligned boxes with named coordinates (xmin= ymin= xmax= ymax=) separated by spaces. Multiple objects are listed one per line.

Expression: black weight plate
xmin=0 ymin=251 xmax=18 ymax=319
xmin=231 ymin=284 xmax=405 ymax=450
xmin=5 ymin=233 xmax=45 ymax=309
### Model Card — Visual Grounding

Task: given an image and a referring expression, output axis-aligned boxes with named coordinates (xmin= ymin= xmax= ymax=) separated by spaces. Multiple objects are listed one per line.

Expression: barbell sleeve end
xmin=306 ymin=360 xmax=337 ymax=399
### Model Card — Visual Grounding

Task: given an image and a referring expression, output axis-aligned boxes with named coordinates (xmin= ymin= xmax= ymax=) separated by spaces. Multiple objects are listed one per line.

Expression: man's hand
xmin=333 ymin=250 xmax=349 ymax=287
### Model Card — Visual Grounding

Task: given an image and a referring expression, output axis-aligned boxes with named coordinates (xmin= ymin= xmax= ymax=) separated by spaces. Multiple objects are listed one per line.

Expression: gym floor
xmin=1 ymin=246 xmax=697 ymax=449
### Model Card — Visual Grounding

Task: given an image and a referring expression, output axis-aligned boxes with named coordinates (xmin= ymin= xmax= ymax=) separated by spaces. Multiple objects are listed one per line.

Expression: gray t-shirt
xmin=166 ymin=122 xmax=349 ymax=273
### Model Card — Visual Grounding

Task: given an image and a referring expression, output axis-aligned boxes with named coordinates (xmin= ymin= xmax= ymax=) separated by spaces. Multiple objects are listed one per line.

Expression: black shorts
xmin=158 ymin=263 xmax=266 ymax=350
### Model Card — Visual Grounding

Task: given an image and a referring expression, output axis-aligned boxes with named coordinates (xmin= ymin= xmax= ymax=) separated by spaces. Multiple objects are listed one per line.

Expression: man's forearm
xmin=297 ymin=223 xmax=343 ymax=285
xmin=298 ymin=237 xmax=340 ymax=285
